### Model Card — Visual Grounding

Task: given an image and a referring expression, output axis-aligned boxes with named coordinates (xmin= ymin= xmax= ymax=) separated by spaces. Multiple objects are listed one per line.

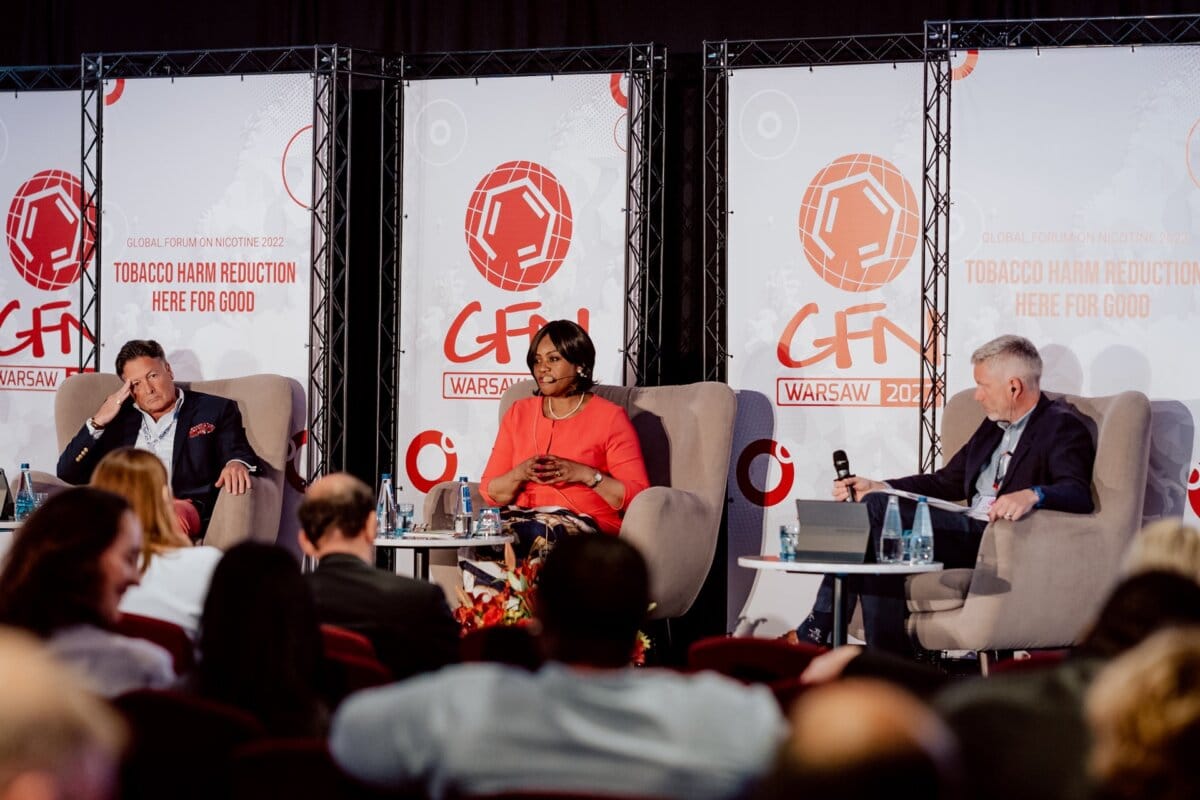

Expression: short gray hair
xmin=970 ymin=335 xmax=1042 ymax=388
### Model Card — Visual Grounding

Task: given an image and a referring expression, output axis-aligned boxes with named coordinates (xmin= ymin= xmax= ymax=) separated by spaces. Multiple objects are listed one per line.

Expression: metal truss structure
xmin=376 ymin=44 xmax=667 ymax=475
xmin=920 ymin=27 xmax=952 ymax=474
xmin=702 ymin=34 xmax=925 ymax=385
xmin=78 ymin=45 xmax=387 ymax=482
xmin=920 ymin=13 xmax=1200 ymax=472
xmin=0 ymin=64 xmax=78 ymax=91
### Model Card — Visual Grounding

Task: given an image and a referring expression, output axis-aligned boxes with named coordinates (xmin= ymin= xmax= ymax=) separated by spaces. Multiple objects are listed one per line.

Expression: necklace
xmin=545 ymin=393 xmax=586 ymax=420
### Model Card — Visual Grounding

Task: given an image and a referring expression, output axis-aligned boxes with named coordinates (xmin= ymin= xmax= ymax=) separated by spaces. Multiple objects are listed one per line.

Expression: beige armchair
xmin=904 ymin=389 xmax=1152 ymax=654
xmin=32 ymin=372 xmax=293 ymax=549
xmin=424 ymin=380 xmax=737 ymax=619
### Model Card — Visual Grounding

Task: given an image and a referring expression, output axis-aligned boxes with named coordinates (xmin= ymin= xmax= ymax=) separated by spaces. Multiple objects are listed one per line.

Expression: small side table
xmin=737 ymin=555 xmax=943 ymax=647
xmin=375 ymin=532 xmax=513 ymax=581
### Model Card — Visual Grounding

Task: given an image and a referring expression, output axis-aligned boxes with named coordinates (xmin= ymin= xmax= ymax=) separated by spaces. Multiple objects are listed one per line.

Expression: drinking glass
xmin=779 ymin=524 xmax=800 ymax=562
xmin=396 ymin=502 xmax=415 ymax=535
xmin=476 ymin=507 xmax=501 ymax=537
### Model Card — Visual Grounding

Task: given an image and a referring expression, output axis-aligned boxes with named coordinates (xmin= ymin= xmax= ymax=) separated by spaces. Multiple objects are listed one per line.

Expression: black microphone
xmin=833 ymin=449 xmax=856 ymax=502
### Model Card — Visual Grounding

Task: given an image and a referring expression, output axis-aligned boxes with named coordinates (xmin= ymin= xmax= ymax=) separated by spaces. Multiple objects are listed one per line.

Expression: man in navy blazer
xmin=797 ymin=335 xmax=1096 ymax=654
xmin=57 ymin=339 xmax=261 ymax=536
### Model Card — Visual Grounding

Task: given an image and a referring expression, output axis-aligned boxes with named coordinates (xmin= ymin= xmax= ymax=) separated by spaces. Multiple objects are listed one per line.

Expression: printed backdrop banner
xmin=0 ymin=89 xmax=89 ymax=481
xmin=99 ymin=73 xmax=314 ymax=541
xmin=949 ymin=46 xmax=1200 ymax=525
xmin=725 ymin=62 xmax=926 ymax=634
xmin=398 ymin=73 xmax=630 ymax=506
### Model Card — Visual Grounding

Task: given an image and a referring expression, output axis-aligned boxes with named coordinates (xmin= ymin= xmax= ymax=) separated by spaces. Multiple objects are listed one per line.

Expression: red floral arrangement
xmin=454 ymin=543 xmax=651 ymax=666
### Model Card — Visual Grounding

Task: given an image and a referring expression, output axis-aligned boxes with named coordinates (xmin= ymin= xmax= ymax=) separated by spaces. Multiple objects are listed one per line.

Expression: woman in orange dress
xmin=476 ymin=320 xmax=649 ymax=565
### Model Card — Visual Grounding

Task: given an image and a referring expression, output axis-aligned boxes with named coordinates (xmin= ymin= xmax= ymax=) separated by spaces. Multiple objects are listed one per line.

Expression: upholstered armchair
xmin=31 ymin=372 xmax=293 ymax=549
xmin=424 ymin=380 xmax=737 ymax=620
xmin=904 ymin=389 xmax=1152 ymax=655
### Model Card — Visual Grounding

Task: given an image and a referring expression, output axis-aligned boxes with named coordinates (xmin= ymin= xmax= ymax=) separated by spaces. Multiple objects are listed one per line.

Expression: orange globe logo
xmin=798 ymin=154 xmax=918 ymax=292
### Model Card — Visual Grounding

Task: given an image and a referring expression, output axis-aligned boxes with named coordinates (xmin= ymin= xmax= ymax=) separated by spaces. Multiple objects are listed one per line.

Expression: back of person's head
xmin=297 ymin=472 xmax=374 ymax=548
xmin=0 ymin=627 xmax=126 ymax=800
xmin=755 ymin=678 xmax=962 ymax=800
xmin=91 ymin=447 xmax=188 ymax=569
xmin=1087 ymin=626 xmax=1200 ymax=800
xmin=535 ymin=535 xmax=648 ymax=667
xmin=114 ymin=339 xmax=165 ymax=377
xmin=1077 ymin=570 xmax=1200 ymax=660
xmin=196 ymin=542 xmax=325 ymax=736
xmin=1121 ymin=519 xmax=1200 ymax=584
xmin=0 ymin=487 xmax=133 ymax=637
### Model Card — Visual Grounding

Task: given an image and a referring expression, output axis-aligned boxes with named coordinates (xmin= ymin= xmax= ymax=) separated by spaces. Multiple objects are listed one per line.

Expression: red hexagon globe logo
xmin=797 ymin=153 xmax=918 ymax=293
xmin=5 ymin=169 xmax=96 ymax=292
xmin=464 ymin=160 xmax=573 ymax=292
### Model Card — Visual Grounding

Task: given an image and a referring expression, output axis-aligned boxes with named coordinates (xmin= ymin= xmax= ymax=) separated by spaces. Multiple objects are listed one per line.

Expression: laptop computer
xmin=793 ymin=499 xmax=871 ymax=563
xmin=0 ymin=469 xmax=13 ymax=521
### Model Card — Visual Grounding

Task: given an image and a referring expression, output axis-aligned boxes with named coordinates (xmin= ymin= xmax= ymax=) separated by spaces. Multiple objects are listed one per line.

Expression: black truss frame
xmin=78 ymin=45 xmax=387 ymax=483
xmin=702 ymin=34 xmax=925 ymax=386
xmin=378 ymin=43 xmax=666 ymax=476
xmin=0 ymin=64 xmax=79 ymax=92
xmin=920 ymin=13 xmax=1200 ymax=472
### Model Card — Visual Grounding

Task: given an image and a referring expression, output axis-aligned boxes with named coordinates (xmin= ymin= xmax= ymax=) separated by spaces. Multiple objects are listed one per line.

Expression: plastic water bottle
xmin=14 ymin=463 xmax=36 ymax=522
xmin=454 ymin=476 xmax=473 ymax=535
xmin=878 ymin=494 xmax=903 ymax=563
xmin=376 ymin=474 xmax=397 ymax=538
xmin=912 ymin=496 xmax=935 ymax=564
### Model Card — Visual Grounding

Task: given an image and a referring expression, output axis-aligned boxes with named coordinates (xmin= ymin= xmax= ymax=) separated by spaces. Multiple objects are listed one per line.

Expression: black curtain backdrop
xmin=9 ymin=0 xmax=1189 ymax=646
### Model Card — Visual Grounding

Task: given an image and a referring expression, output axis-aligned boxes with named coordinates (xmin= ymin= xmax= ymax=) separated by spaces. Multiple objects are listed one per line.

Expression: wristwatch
xmin=587 ymin=471 xmax=604 ymax=489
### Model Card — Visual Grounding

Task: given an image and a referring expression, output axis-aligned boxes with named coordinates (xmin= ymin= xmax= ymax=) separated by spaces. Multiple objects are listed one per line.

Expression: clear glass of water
xmin=396 ymin=502 xmax=415 ymax=535
xmin=878 ymin=531 xmax=904 ymax=564
xmin=476 ymin=507 xmax=501 ymax=537
xmin=779 ymin=524 xmax=800 ymax=562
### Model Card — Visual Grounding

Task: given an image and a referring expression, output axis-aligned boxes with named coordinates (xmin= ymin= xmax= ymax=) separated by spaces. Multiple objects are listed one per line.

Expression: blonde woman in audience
xmin=91 ymin=447 xmax=223 ymax=638
xmin=1120 ymin=518 xmax=1200 ymax=583
xmin=1086 ymin=626 xmax=1200 ymax=800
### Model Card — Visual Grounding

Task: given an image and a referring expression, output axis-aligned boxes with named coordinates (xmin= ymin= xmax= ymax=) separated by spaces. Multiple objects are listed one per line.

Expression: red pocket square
xmin=188 ymin=423 xmax=215 ymax=438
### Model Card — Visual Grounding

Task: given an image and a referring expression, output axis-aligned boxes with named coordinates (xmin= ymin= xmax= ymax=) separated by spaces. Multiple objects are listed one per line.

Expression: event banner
xmin=725 ymin=62 xmax=925 ymax=634
xmin=99 ymin=73 xmax=314 ymax=539
xmin=398 ymin=73 xmax=631 ymax=506
xmin=0 ymin=89 xmax=89 ymax=480
xmin=949 ymin=45 xmax=1200 ymax=523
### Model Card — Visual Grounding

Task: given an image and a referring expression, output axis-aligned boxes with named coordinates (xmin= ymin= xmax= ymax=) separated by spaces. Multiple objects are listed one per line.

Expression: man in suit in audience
xmin=330 ymin=535 xmax=786 ymax=800
xmin=56 ymin=339 xmax=261 ymax=538
xmin=298 ymin=472 xmax=458 ymax=680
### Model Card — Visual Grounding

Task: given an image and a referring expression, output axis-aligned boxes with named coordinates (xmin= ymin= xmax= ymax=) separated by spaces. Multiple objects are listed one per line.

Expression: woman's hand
xmin=529 ymin=455 xmax=590 ymax=485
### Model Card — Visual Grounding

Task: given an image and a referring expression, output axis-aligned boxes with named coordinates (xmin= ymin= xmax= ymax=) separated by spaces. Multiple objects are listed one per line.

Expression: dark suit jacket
xmin=888 ymin=394 xmax=1095 ymax=513
xmin=306 ymin=553 xmax=460 ymax=681
xmin=56 ymin=389 xmax=262 ymax=528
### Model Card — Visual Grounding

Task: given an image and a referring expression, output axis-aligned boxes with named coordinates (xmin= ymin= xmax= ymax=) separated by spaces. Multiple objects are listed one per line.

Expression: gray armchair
xmin=904 ymin=389 xmax=1152 ymax=654
xmin=424 ymin=380 xmax=737 ymax=619
xmin=32 ymin=371 xmax=293 ymax=549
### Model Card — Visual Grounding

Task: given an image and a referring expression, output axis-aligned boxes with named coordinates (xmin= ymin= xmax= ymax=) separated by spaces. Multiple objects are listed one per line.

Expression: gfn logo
xmin=798 ymin=154 xmax=918 ymax=293
xmin=464 ymin=160 xmax=573 ymax=292
xmin=406 ymin=430 xmax=459 ymax=494
xmin=6 ymin=170 xmax=95 ymax=292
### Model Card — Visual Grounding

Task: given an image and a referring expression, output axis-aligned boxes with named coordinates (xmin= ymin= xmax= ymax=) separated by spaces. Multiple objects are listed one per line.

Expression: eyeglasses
xmin=993 ymin=450 xmax=1014 ymax=491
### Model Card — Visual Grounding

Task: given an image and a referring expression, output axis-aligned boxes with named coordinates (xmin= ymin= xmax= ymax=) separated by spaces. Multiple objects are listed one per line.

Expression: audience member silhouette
xmin=189 ymin=542 xmax=327 ymax=736
xmin=298 ymin=472 xmax=458 ymax=679
xmin=331 ymin=534 xmax=785 ymax=799
xmin=753 ymin=678 xmax=963 ymax=800
xmin=1086 ymin=626 xmax=1200 ymax=800
xmin=0 ymin=626 xmax=127 ymax=800
xmin=0 ymin=487 xmax=174 ymax=696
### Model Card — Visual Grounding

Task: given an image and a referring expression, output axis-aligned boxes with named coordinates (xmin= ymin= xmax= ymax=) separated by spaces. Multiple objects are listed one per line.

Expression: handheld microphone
xmin=833 ymin=450 xmax=856 ymax=502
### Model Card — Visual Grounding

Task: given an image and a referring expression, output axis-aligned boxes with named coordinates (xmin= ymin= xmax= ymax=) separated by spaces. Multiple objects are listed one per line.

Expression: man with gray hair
xmin=795 ymin=334 xmax=1095 ymax=655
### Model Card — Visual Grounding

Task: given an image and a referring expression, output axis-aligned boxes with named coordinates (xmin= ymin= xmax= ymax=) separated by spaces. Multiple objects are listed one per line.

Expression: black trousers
xmin=807 ymin=492 xmax=986 ymax=654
